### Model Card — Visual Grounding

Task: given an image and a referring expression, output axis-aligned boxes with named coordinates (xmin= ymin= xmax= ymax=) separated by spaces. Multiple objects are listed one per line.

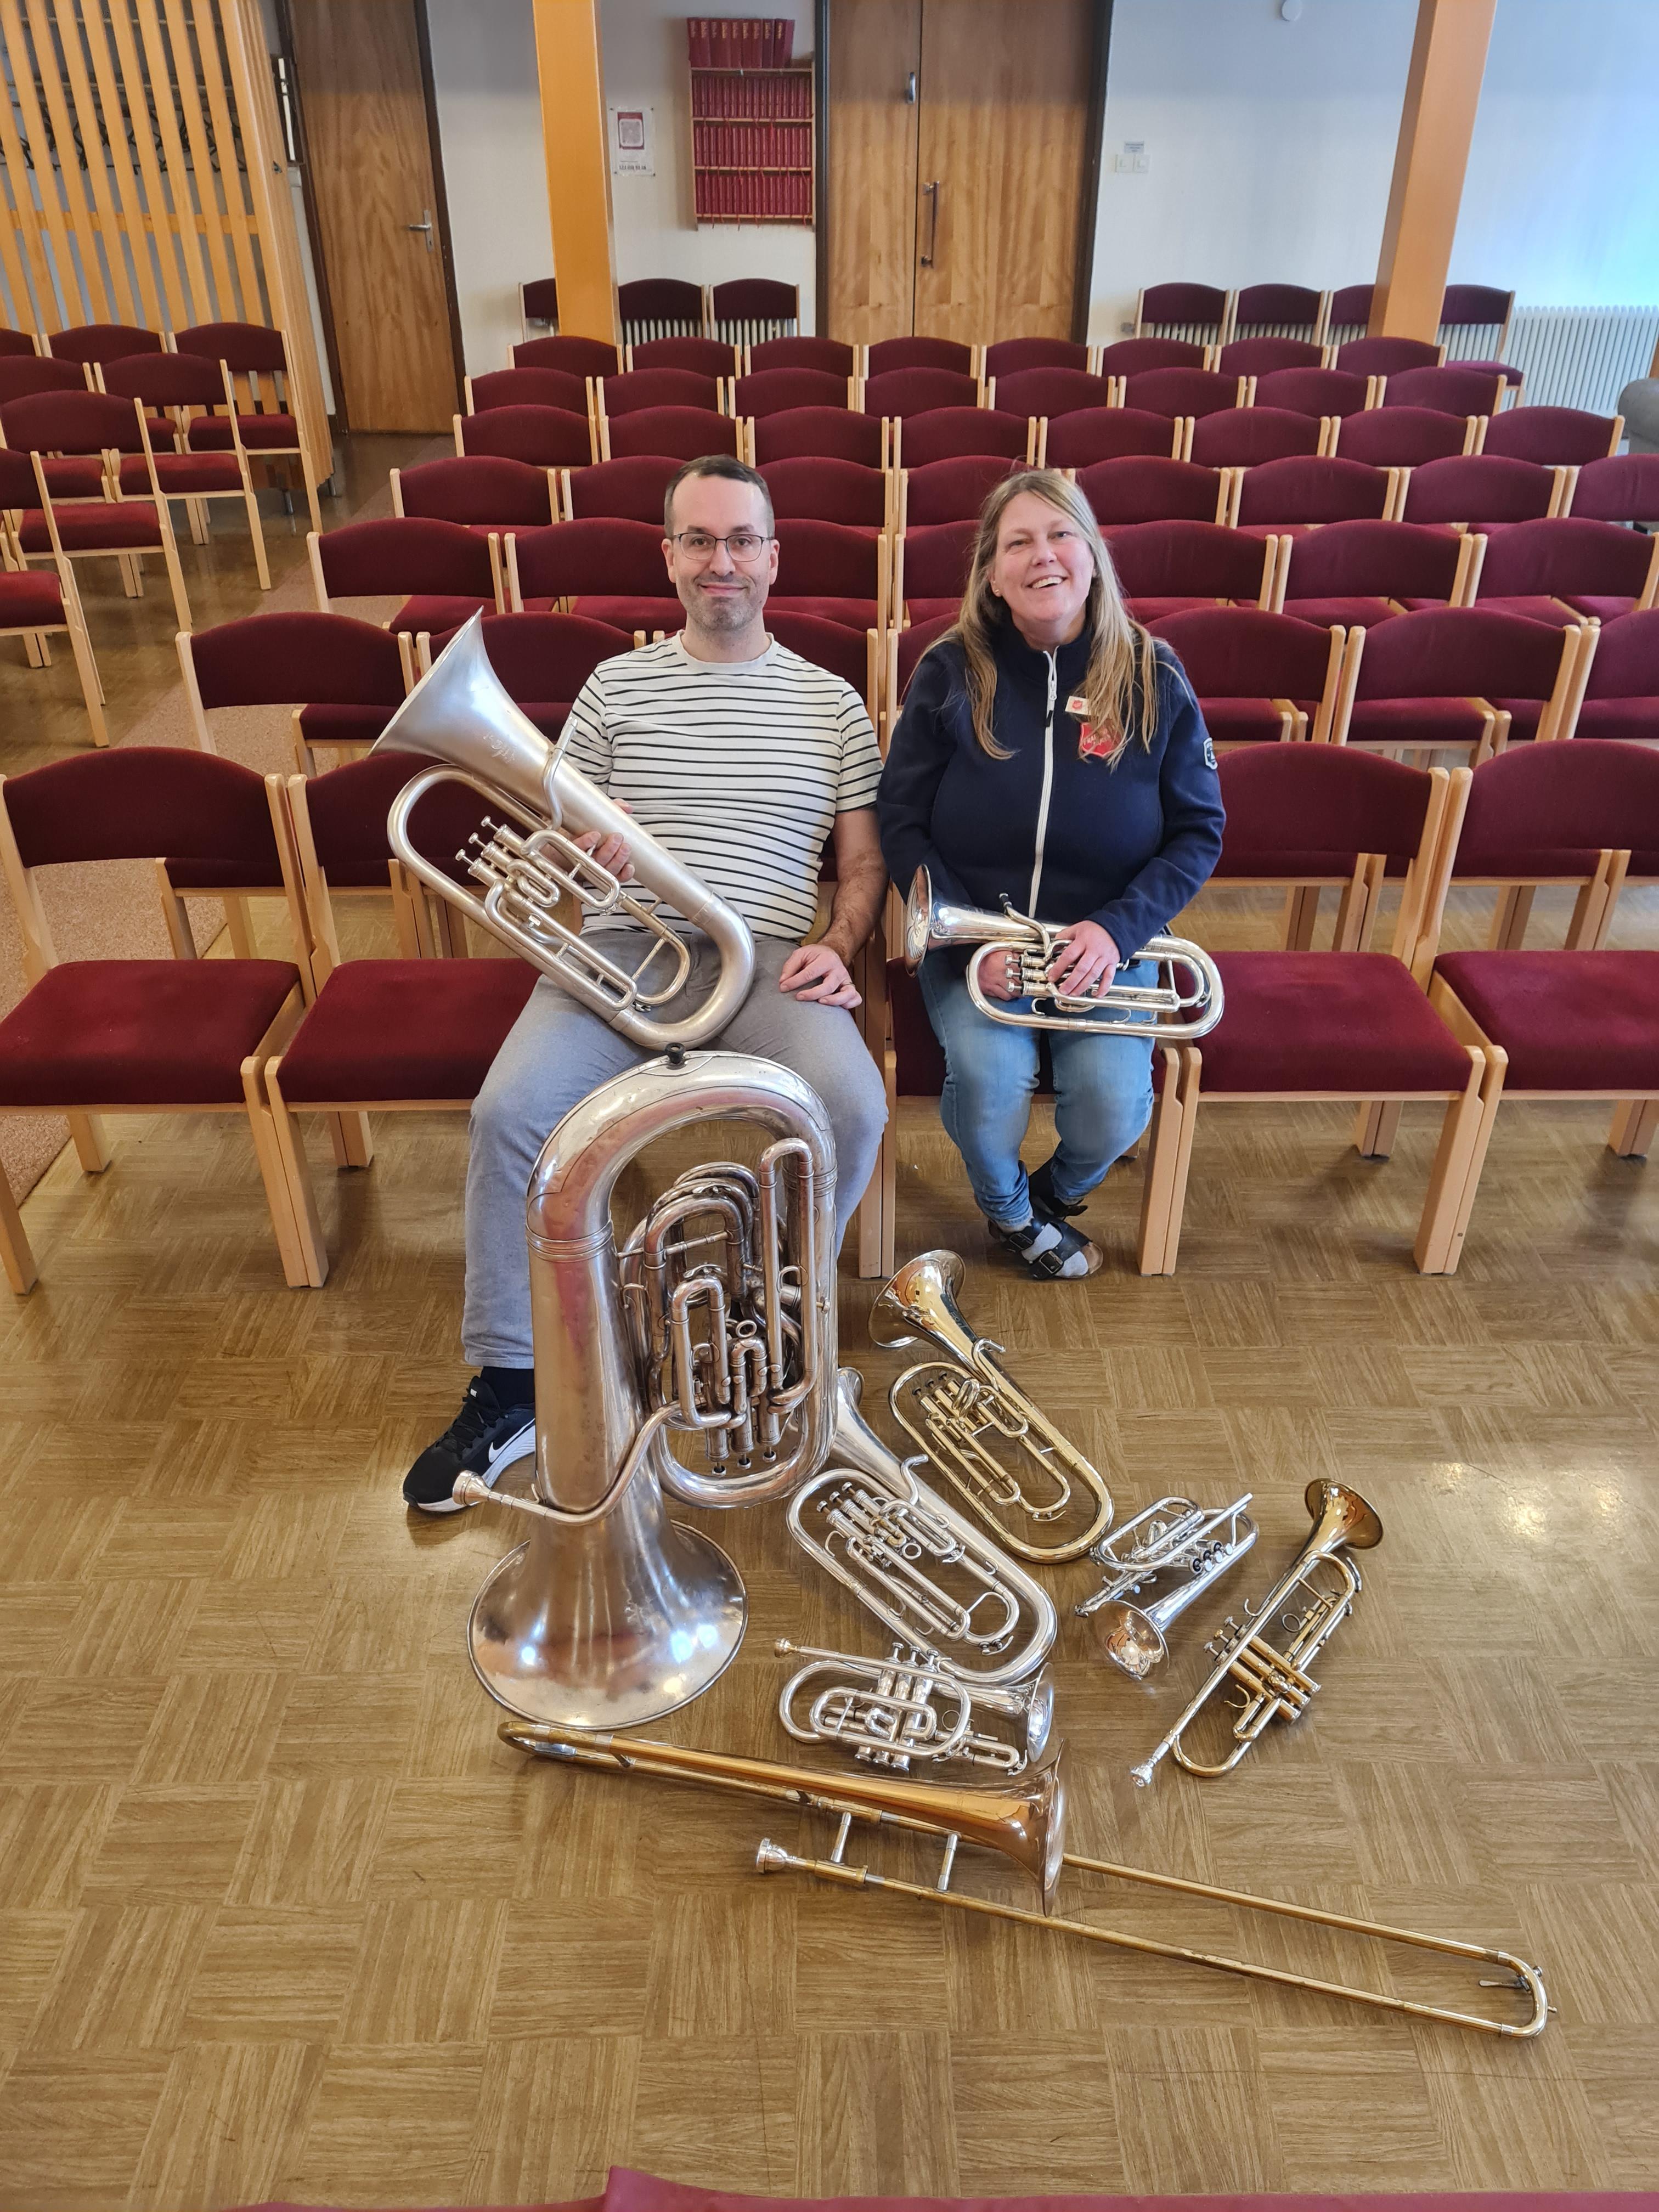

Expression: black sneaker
xmin=987 ymin=1212 xmax=1102 ymax=1280
xmin=402 ymin=1375 xmax=537 ymax=1514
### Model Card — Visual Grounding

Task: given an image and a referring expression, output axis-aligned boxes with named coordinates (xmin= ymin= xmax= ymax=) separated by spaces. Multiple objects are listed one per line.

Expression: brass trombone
xmin=497 ymin=1724 xmax=1550 ymax=2039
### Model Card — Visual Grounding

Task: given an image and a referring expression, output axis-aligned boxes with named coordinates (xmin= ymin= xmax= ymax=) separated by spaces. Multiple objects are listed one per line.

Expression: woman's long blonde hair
xmin=948 ymin=468 xmax=1158 ymax=764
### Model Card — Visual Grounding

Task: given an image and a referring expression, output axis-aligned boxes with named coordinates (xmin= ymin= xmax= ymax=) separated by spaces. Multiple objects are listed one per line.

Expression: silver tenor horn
xmin=774 ymin=1638 xmax=1054 ymax=1774
xmin=1074 ymin=1493 xmax=1257 ymax=1679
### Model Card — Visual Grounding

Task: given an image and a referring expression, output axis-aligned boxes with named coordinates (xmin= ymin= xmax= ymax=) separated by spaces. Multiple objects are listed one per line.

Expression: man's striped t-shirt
xmin=556 ymin=633 xmax=883 ymax=941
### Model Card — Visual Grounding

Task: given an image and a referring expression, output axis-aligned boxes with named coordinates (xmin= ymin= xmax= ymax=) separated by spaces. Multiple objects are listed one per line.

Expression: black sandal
xmin=988 ymin=1212 xmax=1102 ymax=1279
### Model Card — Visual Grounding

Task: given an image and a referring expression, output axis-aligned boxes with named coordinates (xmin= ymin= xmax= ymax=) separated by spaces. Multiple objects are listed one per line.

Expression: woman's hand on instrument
xmin=980 ymin=946 xmax=1025 ymax=1001
xmin=1047 ymin=919 xmax=1120 ymax=1000
xmin=780 ymin=943 xmax=862 ymax=1008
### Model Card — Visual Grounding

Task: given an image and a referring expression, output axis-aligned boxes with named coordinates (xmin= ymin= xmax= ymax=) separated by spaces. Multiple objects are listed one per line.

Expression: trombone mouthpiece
xmin=1129 ymin=1760 xmax=1157 ymax=1789
xmin=755 ymin=1838 xmax=789 ymax=1874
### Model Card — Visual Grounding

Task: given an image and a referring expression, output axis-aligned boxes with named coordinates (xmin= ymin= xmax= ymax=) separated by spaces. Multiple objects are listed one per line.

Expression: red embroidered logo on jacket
xmin=1069 ymin=697 xmax=1120 ymax=759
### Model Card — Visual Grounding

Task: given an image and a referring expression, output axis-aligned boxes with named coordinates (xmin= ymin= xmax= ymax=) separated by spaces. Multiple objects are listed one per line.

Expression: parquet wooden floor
xmin=1 ymin=677 xmax=1656 ymax=2196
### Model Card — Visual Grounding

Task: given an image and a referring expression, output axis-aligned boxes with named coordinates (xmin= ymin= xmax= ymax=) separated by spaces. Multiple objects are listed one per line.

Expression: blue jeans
xmin=917 ymin=952 xmax=1156 ymax=1228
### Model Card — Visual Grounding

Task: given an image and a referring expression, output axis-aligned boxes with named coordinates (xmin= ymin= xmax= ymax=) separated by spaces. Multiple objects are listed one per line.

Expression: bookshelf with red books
xmin=687 ymin=18 xmax=815 ymax=226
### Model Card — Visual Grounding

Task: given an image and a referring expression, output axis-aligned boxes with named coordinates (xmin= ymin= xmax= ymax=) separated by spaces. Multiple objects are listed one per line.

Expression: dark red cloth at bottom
xmin=1197 ymin=951 xmax=1473 ymax=1094
xmin=1433 ymin=948 xmax=1659 ymax=1092
xmin=0 ymin=960 xmax=298 ymax=1105
xmin=274 ymin=957 xmax=537 ymax=1103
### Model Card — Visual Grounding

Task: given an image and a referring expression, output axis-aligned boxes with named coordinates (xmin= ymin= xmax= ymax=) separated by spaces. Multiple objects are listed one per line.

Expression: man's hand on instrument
xmin=780 ymin=942 xmax=862 ymax=1008
xmin=1047 ymin=919 xmax=1120 ymax=1000
xmin=572 ymin=808 xmax=635 ymax=883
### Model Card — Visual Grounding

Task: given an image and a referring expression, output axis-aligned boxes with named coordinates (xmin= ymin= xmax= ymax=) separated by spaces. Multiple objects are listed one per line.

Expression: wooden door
xmin=287 ymin=0 xmax=459 ymax=432
xmin=827 ymin=0 xmax=922 ymax=345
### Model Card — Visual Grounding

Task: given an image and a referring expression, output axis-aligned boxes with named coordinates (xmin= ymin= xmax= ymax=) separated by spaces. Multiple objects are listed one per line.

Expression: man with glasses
xmin=402 ymin=452 xmax=888 ymax=1511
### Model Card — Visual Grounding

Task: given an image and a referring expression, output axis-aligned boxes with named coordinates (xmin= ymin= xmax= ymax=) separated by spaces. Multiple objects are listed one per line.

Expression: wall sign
xmin=610 ymin=105 xmax=654 ymax=176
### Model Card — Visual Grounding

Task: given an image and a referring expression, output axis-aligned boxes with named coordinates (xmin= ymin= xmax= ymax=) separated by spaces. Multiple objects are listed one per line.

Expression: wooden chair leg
xmin=66 ymin=1111 xmax=111 ymax=1172
xmin=185 ymin=496 xmax=209 ymax=546
xmin=336 ymin=1110 xmax=375 ymax=1170
xmin=244 ymin=488 xmax=273 ymax=591
xmin=0 ymin=1162 xmax=38 ymax=1294
xmin=1355 ymin=1098 xmax=1403 ymax=1158
xmin=222 ymin=896 xmax=256 ymax=958
xmin=159 ymin=525 xmax=192 ymax=633
xmin=22 ymin=627 xmax=46 ymax=668
xmin=878 ymin=1048 xmax=898 ymax=1279
xmin=855 ymin=1154 xmax=884 ymax=1280
xmin=1414 ymin=1052 xmax=1504 ymax=1273
xmin=1138 ymin=1049 xmax=1200 ymax=1274
xmin=1609 ymin=1098 xmax=1657 ymax=1158
xmin=264 ymin=1061 xmax=329 ymax=1288
xmin=241 ymin=1058 xmax=313 ymax=1289
xmin=62 ymin=606 xmax=108 ymax=747
xmin=1282 ymin=885 xmax=1320 ymax=950
xmin=301 ymin=462 xmax=323 ymax=537
xmin=117 ymin=551 xmax=142 ymax=598
xmin=1491 ymin=884 xmax=1534 ymax=949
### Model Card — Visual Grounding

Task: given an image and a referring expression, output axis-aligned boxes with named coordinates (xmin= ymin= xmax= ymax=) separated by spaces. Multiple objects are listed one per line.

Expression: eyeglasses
xmin=670 ymin=529 xmax=774 ymax=563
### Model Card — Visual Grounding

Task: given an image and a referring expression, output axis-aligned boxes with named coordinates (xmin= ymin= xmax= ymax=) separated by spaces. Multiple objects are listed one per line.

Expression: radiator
xmin=1445 ymin=306 xmax=1659 ymax=415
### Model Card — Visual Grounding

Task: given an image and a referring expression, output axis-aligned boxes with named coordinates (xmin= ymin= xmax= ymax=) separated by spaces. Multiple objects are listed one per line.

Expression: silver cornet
xmin=904 ymin=864 xmax=1222 ymax=1039
xmin=1075 ymin=1493 xmax=1257 ymax=1679
xmin=774 ymin=1639 xmax=1054 ymax=1774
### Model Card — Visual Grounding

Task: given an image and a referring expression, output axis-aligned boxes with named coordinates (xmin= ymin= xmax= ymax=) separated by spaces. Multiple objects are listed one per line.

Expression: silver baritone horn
xmin=904 ymin=864 xmax=1221 ymax=1039
xmin=372 ymin=611 xmax=754 ymax=1049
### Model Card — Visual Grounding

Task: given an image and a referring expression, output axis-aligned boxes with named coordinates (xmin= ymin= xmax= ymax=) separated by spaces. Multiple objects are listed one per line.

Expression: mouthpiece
xmin=755 ymin=1838 xmax=790 ymax=1874
xmin=1129 ymin=1760 xmax=1157 ymax=1788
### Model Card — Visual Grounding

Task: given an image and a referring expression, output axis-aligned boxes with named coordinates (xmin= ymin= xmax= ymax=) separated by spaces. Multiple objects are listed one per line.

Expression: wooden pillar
xmin=1371 ymin=0 xmax=1497 ymax=342
xmin=532 ymin=0 xmax=620 ymax=345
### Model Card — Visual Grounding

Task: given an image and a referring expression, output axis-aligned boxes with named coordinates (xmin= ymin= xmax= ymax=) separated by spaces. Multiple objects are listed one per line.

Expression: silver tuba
xmin=904 ymin=864 xmax=1222 ymax=1039
xmin=373 ymin=612 xmax=754 ymax=1049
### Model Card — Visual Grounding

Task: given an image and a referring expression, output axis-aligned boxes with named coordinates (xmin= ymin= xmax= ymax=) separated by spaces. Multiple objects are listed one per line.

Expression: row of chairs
xmin=1135 ymin=279 xmax=1517 ymax=360
xmin=521 ymin=276 xmax=802 ymax=347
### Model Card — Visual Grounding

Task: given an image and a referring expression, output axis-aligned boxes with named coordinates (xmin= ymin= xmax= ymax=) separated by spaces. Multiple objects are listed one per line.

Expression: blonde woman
xmin=878 ymin=470 xmax=1223 ymax=1278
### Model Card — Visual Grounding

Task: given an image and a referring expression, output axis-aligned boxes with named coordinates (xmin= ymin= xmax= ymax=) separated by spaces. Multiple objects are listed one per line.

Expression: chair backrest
xmin=992 ymin=368 xmax=1113 ymax=419
xmin=749 ymin=405 xmax=884 ymax=466
xmin=1282 ymin=518 xmax=1466 ymax=601
xmin=765 ymin=610 xmax=871 ymax=696
xmin=866 ymin=336 xmax=974 ymax=377
xmin=1354 ymin=607 xmax=1575 ymax=704
xmin=1440 ymin=284 xmax=1514 ymax=332
xmin=629 ymin=336 xmax=736 ymax=376
xmin=1453 ymin=738 xmax=1659 ymax=878
xmin=710 ymin=278 xmax=798 ymax=334
xmin=1254 ymin=367 xmax=1370 ymax=419
xmin=565 ymin=454 xmax=680 ymax=523
xmin=173 ymin=320 xmax=286 ymax=374
xmin=0 ymin=328 xmax=40 ymax=357
xmin=1096 ymin=337 xmax=1205 ymax=377
xmin=983 ymin=338 xmax=1090 ymax=378
xmin=901 ymin=453 xmax=1022 ymax=528
xmin=898 ymin=406 xmax=1030 ymax=466
xmin=749 ymin=336 xmax=856 ymax=376
xmin=397 ymin=455 xmax=555 ymax=527
xmin=601 ymin=368 xmax=722 ymax=417
xmin=893 ymin=613 xmax=958 ymax=706
xmin=1104 ymin=518 xmax=1273 ymax=601
xmin=521 ymin=276 xmax=559 ymax=325
xmin=185 ymin=610 xmax=408 ymax=709
xmin=897 ymin=520 xmax=977 ymax=602
xmin=1475 ymin=516 xmax=1657 ymax=600
xmin=1214 ymin=743 xmax=1438 ymax=881
xmin=466 ymin=610 xmax=631 ymax=702
xmin=759 ymin=455 xmax=888 ymax=528
xmin=1 ymin=388 xmax=145 ymax=457
xmin=1189 ymin=406 xmax=1322 ymax=467
xmin=733 ymin=367 xmax=848 ymax=417
xmin=1042 ymin=408 xmax=1177 ymax=468
xmin=0 ymin=448 xmax=40 ymax=507
xmin=1233 ymin=284 xmax=1324 ymax=335
xmin=459 ymin=404 xmax=593 ymax=467
xmin=1481 ymin=406 xmax=1621 ymax=467
xmin=1120 ymin=369 xmax=1245 ymax=420
xmin=1138 ymin=283 xmax=1228 ymax=334
xmin=1335 ymin=336 xmax=1442 ymax=377
xmin=468 ymin=366 xmax=589 ymax=415
xmin=1335 ymin=405 xmax=1473 ymax=466
xmin=513 ymin=334 xmax=619 ymax=377
xmin=296 ymin=751 xmax=496 ymax=892
xmin=1078 ymin=455 xmax=1227 ymax=526
xmin=1217 ymin=336 xmax=1324 ymax=375
xmin=511 ymin=516 xmax=668 ymax=598
xmin=1581 ymin=607 xmax=1659 ymax=700
xmin=1384 ymin=365 xmax=1505 ymax=416
xmin=314 ymin=516 xmax=495 ymax=597
xmin=1149 ymin=607 xmax=1337 ymax=706
xmin=1234 ymin=455 xmax=1393 ymax=527
xmin=1328 ymin=285 xmax=1373 ymax=330
xmin=864 ymin=368 xmax=981 ymax=419
xmin=1 ymin=745 xmax=279 ymax=880
xmin=98 ymin=352 xmax=225 ymax=409
xmin=618 ymin=279 xmax=706 ymax=337
xmin=0 ymin=356 xmax=87 ymax=399
xmin=604 ymin=406 xmax=738 ymax=462
xmin=1401 ymin=455 xmax=1558 ymax=526
xmin=1568 ymin=455 xmax=1659 ymax=527
xmin=775 ymin=516 xmax=880 ymax=597
xmin=48 ymin=321 xmax=161 ymax=365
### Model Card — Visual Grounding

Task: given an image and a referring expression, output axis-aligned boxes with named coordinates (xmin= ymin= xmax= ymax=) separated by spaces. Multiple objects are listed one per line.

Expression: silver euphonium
xmin=373 ymin=612 xmax=755 ymax=1048
xmin=1074 ymin=1493 xmax=1257 ymax=1679
xmin=904 ymin=864 xmax=1222 ymax=1039
xmin=774 ymin=1638 xmax=1055 ymax=1775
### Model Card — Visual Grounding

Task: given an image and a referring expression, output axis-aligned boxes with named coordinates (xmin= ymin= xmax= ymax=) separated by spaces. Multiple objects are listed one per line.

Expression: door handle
xmin=920 ymin=179 xmax=940 ymax=268
xmin=407 ymin=208 xmax=435 ymax=252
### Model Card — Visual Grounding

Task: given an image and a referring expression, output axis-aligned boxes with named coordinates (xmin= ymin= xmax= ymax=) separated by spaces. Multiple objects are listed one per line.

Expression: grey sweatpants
xmin=462 ymin=933 xmax=888 ymax=1368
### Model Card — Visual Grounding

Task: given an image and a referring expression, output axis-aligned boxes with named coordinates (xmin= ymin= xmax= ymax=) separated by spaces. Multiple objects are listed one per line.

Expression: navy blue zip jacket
xmin=877 ymin=614 xmax=1224 ymax=960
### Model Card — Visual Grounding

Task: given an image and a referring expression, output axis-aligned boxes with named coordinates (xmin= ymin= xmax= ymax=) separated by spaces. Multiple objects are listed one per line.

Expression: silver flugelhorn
xmin=904 ymin=864 xmax=1221 ymax=1039
xmin=774 ymin=1640 xmax=1054 ymax=1775
xmin=373 ymin=612 xmax=754 ymax=1049
xmin=870 ymin=1249 xmax=1113 ymax=1562
xmin=1075 ymin=1493 xmax=1257 ymax=1679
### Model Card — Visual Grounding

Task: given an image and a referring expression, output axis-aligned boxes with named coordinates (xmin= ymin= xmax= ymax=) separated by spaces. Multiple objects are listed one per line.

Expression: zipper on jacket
xmin=1026 ymin=650 xmax=1058 ymax=913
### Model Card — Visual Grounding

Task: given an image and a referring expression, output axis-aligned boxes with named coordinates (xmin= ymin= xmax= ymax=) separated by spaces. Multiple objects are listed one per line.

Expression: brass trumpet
xmin=1075 ymin=1492 xmax=1257 ymax=1679
xmin=774 ymin=1639 xmax=1055 ymax=1774
xmin=1132 ymin=1479 xmax=1383 ymax=1786
xmin=870 ymin=1249 xmax=1113 ymax=1561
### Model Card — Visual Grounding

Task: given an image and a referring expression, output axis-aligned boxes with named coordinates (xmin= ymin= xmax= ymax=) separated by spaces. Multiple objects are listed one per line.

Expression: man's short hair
xmin=664 ymin=453 xmax=775 ymax=537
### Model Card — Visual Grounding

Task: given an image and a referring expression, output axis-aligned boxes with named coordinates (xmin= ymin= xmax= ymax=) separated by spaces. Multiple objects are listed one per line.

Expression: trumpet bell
xmin=1306 ymin=1479 xmax=1384 ymax=1555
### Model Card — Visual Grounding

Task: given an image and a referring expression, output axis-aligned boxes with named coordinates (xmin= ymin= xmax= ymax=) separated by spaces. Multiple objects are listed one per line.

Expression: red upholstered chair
xmin=1219 ymin=337 xmax=1325 ymax=376
xmin=415 ymin=611 xmax=631 ymax=740
xmin=749 ymin=406 xmax=888 ymax=467
xmin=177 ymin=608 xmax=413 ymax=775
xmin=1233 ymin=283 xmax=1326 ymax=340
xmin=309 ymin=515 xmax=501 ymax=640
xmin=984 ymin=338 xmax=1091 ymax=377
xmin=1336 ymin=336 xmax=1444 ymax=379
xmin=896 ymin=453 xmax=1019 ymax=529
xmin=1190 ymin=407 xmax=1323 ymax=467
xmin=1138 ymin=750 xmax=1497 ymax=1276
xmin=519 ymin=276 xmax=557 ymax=336
xmin=989 ymin=368 xmax=1114 ymax=420
xmin=3 ymin=393 xmax=192 ymax=632
xmin=1384 ymin=364 xmax=1508 ymax=417
xmin=892 ymin=520 xmax=974 ymax=625
xmin=1042 ymin=408 xmax=1180 ymax=468
xmin=1472 ymin=517 xmax=1659 ymax=627
xmin=1327 ymin=284 xmax=1373 ymax=335
xmin=1104 ymin=518 xmax=1279 ymax=621
xmin=599 ymin=369 xmax=723 ymax=421
xmin=866 ymin=337 xmax=974 ymax=377
xmin=1254 ymin=367 xmax=1374 ymax=420
xmin=1136 ymin=283 xmax=1229 ymax=341
xmin=512 ymin=334 xmax=619 ymax=377
xmin=618 ymin=279 xmax=706 ymax=341
xmin=628 ymin=336 xmax=737 ymax=376
xmin=1121 ymin=369 xmax=1248 ymax=420
xmin=1077 ymin=455 xmax=1233 ymax=527
xmin=1438 ymin=284 xmax=1521 ymax=392
xmin=882 ymin=611 xmax=956 ymax=746
xmin=393 ymin=455 xmax=557 ymax=535
xmin=711 ymin=277 xmax=798 ymax=345
xmin=1279 ymin=517 xmax=1480 ymax=630
xmin=267 ymin=757 xmax=540 ymax=1286
xmin=765 ymin=609 xmax=881 ymax=730
xmin=1148 ymin=606 xmax=1350 ymax=746
xmin=734 ymin=368 xmax=851 ymax=417
xmin=0 ymin=329 xmax=43 ymax=357
xmin=897 ymin=406 xmax=1035 ymax=466
xmin=1567 ymin=455 xmax=1659 ymax=529
xmin=864 ymin=370 xmax=983 ymax=425
xmin=1334 ymin=405 xmax=1477 ymax=466
xmin=748 ymin=337 xmax=856 ymax=376
xmin=465 ymin=366 xmax=589 ymax=416
xmin=97 ymin=352 xmax=273 ymax=585
xmin=1 ymin=385 xmax=114 ymax=497
xmin=46 ymin=321 xmax=161 ymax=365
xmin=1401 ymin=454 xmax=1568 ymax=528
xmin=1481 ymin=406 xmax=1624 ymax=467
xmin=1347 ymin=606 xmax=1584 ymax=758
xmin=1096 ymin=337 xmax=1206 ymax=377
xmin=760 ymin=455 xmax=890 ymax=529
xmin=0 ymin=747 xmax=312 ymax=1291
xmin=1572 ymin=608 xmax=1659 ymax=745
xmin=773 ymin=516 xmax=888 ymax=630
xmin=172 ymin=320 xmax=323 ymax=532
xmin=0 ymin=356 xmax=91 ymax=404
xmin=561 ymin=453 xmax=679 ymax=524
xmin=0 ymin=458 xmax=107 ymax=743
xmin=456 ymin=403 xmax=596 ymax=467
xmin=603 ymin=406 xmax=738 ymax=464
xmin=507 ymin=517 xmax=680 ymax=634
xmin=1234 ymin=455 xmax=1400 ymax=534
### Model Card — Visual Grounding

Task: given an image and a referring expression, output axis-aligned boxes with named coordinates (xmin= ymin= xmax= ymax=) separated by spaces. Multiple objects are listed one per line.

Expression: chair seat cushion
xmin=1196 ymin=951 xmax=1474 ymax=1094
xmin=1346 ymin=696 xmax=1490 ymax=749
xmin=18 ymin=501 xmax=163 ymax=552
xmin=1564 ymin=594 xmax=1638 ymax=623
xmin=1199 ymin=697 xmax=1310 ymax=744
xmin=567 ymin=595 xmax=685 ymax=633
xmin=275 ymin=958 xmax=539 ymax=1103
xmin=0 ymin=960 xmax=299 ymax=1107
xmin=188 ymin=413 xmax=299 ymax=453
xmin=390 ymin=594 xmax=494 ymax=637
xmin=1575 ymin=698 xmax=1659 ymax=742
xmin=121 ymin=453 xmax=244 ymax=494
xmin=1283 ymin=595 xmax=1399 ymax=629
xmin=0 ymin=571 xmax=66 ymax=629
xmin=1470 ymin=594 xmax=1577 ymax=627
xmin=38 ymin=457 xmax=106 ymax=498
xmin=1434 ymin=949 xmax=1659 ymax=1092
